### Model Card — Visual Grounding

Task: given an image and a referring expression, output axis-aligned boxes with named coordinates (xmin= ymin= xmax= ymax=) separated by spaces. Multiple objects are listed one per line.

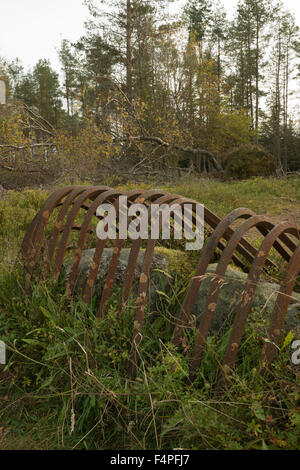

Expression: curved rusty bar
xmin=107 ymin=191 xmax=181 ymax=316
xmin=21 ymin=186 xmax=77 ymax=276
xmin=203 ymin=206 xmax=264 ymax=267
xmin=203 ymin=204 xmax=298 ymax=270
xmin=83 ymin=189 xmax=169 ymax=307
xmin=129 ymin=238 xmax=157 ymax=377
xmin=66 ymin=189 xmax=126 ymax=295
xmin=82 ymin=238 xmax=107 ymax=303
xmin=165 ymin=197 xmax=283 ymax=271
xmin=220 ymin=222 xmax=300 ymax=379
xmin=260 ymin=245 xmax=300 ymax=369
xmin=115 ymin=190 xmax=173 ymax=313
xmin=41 ymin=187 xmax=91 ymax=278
xmin=96 ymin=190 xmax=151 ymax=317
xmin=172 ymin=208 xmax=256 ymax=348
xmin=189 ymin=215 xmax=277 ymax=377
xmin=47 ymin=186 xmax=110 ymax=263
xmin=20 ymin=186 xmax=76 ymax=259
xmin=52 ymin=187 xmax=116 ymax=282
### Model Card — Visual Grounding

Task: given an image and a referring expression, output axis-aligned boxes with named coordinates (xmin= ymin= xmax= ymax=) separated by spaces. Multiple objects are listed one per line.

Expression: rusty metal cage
xmin=19 ymin=186 xmax=300 ymax=383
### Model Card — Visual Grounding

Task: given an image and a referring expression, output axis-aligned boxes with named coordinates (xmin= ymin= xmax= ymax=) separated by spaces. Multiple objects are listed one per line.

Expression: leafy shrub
xmin=225 ymin=144 xmax=277 ymax=179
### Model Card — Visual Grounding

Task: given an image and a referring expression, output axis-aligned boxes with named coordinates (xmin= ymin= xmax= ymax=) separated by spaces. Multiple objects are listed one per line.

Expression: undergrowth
xmin=0 ymin=265 xmax=299 ymax=450
xmin=0 ymin=177 xmax=299 ymax=449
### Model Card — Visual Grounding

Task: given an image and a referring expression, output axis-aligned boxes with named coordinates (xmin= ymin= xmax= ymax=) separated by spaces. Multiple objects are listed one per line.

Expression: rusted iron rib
xmin=20 ymin=186 xmax=75 ymax=260
xmin=116 ymin=194 xmax=170 ymax=311
xmin=220 ymin=223 xmax=300 ymax=380
xmin=84 ymin=190 xmax=168 ymax=307
xmin=52 ymin=187 xmax=114 ymax=282
xmin=83 ymin=238 xmax=107 ymax=304
xmin=66 ymin=189 xmax=125 ymax=295
xmin=203 ymin=205 xmax=296 ymax=270
xmin=42 ymin=187 xmax=89 ymax=278
xmin=96 ymin=190 xmax=148 ymax=317
xmin=189 ymin=215 xmax=277 ymax=377
xmin=171 ymin=199 xmax=281 ymax=270
xmin=116 ymin=191 xmax=172 ymax=313
xmin=259 ymin=245 xmax=300 ymax=370
xmin=172 ymin=208 xmax=256 ymax=348
xmin=129 ymin=238 xmax=157 ymax=378
xmin=21 ymin=186 xmax=77 ymax=275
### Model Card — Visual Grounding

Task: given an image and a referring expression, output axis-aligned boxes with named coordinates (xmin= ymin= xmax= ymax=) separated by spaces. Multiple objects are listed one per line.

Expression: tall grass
xmin=0 ymin=177 xmax=299 ymax=449
xmin=0 ymin=265 xmax=299 ymax=450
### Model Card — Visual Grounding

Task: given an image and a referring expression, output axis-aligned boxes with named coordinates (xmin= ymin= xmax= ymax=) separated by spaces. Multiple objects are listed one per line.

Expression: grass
xmin=1 ymin=175 xmax=300 ymax=260
xmin=116 ymin=174 xmax=300 ymax=218
xmin=0 ymin=176 xmax=299 ymax=450
xmin=0 ymin=267 xmax=299 ymax=450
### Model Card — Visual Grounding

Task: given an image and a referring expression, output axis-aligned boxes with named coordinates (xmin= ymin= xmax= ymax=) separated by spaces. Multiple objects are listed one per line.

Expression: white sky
xmin=0 ymin=0 xmax=300 ymax=72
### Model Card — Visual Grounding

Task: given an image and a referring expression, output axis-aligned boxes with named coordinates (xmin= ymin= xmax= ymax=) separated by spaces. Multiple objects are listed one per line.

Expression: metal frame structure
xmin=19 ymin=186 xmax=300 ymax=382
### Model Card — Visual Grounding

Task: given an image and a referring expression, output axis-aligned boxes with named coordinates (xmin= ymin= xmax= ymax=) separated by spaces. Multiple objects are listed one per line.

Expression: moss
xmin=153 ymin=246 xmax=199 ymax=278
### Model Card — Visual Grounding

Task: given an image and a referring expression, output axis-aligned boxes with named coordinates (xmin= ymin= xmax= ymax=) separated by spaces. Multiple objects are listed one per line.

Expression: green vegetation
xmin=0 ymin=189 xmax=48 ymax=267
xmin=1 ymin=176 xmax=300 ymax=263
xmin=1 ymin=0 xmax=300 ymax=184
xmin=0 ymin=261 xmax=299 ymax=450
xmin=0 ymin=177 xmax=299 ymax=450
xmin=225 ymin=145 xmax=277 ymax=179
xmin=1 ymin=0 xmax=300 ymax=450
xmin=129 ymin=175 xmax=300 ymax=218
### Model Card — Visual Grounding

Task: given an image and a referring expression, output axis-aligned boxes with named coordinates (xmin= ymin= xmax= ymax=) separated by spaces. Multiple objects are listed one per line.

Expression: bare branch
xmin=119 ymin=136 xmax=224 ymax=172
xmin=0 ymin=143 xmax=55 ymax=150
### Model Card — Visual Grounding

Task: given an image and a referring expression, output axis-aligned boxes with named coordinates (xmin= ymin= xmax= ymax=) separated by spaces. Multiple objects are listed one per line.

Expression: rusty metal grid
xmin=19 ymin=186 xmax=300 ymax=384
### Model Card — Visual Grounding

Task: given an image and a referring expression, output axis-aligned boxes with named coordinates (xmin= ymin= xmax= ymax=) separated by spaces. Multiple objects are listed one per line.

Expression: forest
xmin=1 ymin=0 xmax=300 ymax=187
xmin=0 ymin=0 xmax=300 ymax=452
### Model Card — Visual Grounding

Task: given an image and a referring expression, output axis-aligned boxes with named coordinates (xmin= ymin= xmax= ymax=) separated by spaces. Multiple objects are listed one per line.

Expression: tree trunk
xmin=283 ymin=42 xmax=289 ymax=173
xmin=126 ymin=0 xmax=133 ymax=102
xmin=274 ymin=32 xmax=281 ymax=167
xmin=255 ymin=17 xmax=259 ymax=140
